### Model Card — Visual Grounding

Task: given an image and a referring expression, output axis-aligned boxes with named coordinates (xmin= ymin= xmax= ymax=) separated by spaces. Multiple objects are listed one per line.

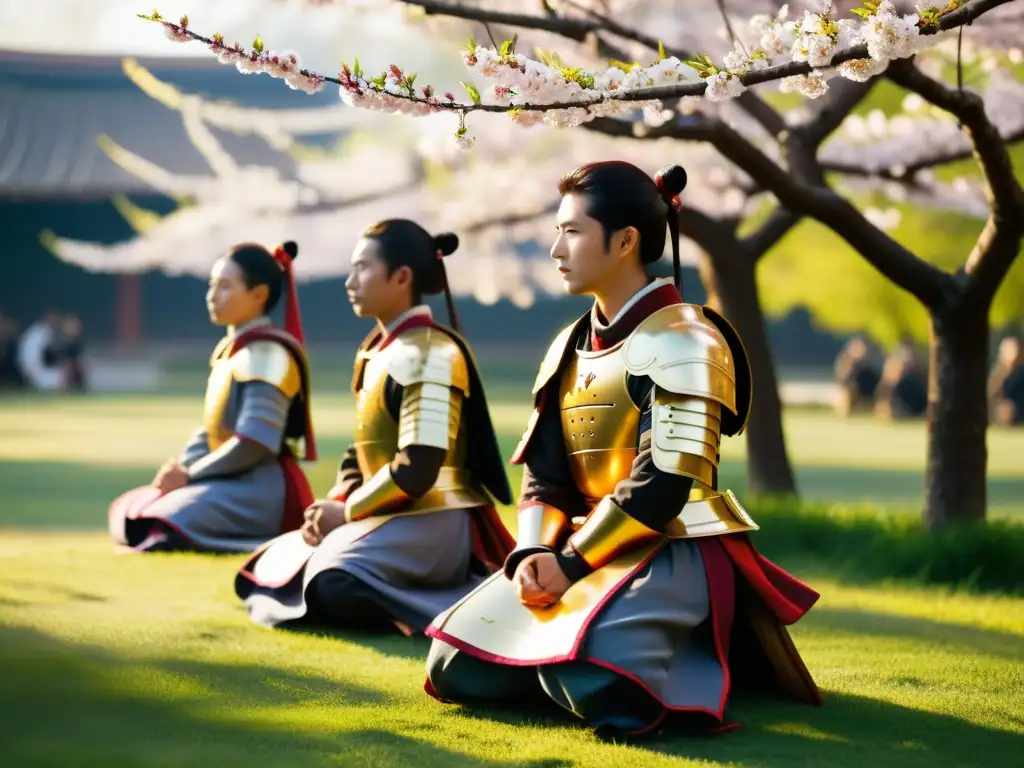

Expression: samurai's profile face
xmin=550 ymin=192 xmax=639 ymax=297
xmin=206 ymin=257 xmax=269 ymax=328
xmin=345 ymin=237 xmax=413 ymax=322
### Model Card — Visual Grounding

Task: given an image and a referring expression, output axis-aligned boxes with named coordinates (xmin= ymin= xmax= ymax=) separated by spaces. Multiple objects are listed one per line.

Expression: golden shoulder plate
xmin=622 ymin=303 xmax=738 ymax=421
xmin=231 ymin=340 xmax=301 ymax=398
xmin=388 ymin=327 xmax=470 ymax=396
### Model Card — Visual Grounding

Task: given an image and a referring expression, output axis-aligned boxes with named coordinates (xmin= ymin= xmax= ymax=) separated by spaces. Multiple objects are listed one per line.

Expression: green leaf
xmin=459 ymin=80 xmax=481 ymax=104
xmin=534 ymin=48 xmax=565 ymax=69
xmin=464 ymin=36 xmax=478 ymax=55
xmin=353 ymin=56 xmax=363 ymax=78
xmin=657 ymin=40 xmax=666 ymax=62
xmin=252 ymin=34 xmax=264 ymax=54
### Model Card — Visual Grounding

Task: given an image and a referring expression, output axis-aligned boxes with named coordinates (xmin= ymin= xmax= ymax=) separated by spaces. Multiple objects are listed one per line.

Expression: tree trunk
xmin=700 ymin=253 xmax=798 ymax=496
xmin=924 ymin=300 xmax=990 ymax=529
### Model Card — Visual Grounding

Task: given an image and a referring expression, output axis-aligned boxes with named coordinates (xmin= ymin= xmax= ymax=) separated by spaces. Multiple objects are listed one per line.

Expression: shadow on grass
xmin=0 ymin=624 xmax=568 ymax=767
xmin=286 ymin=623 xmax=435 ymax=662
xmin=439 ymin=682 xmax=1024 ymax=767
xmin=642 ymin=690 xmax=1024 ymax=767
xmin=446 ymin=682 xmax=1024 ymax=768
xmin=1 ymin=578 xmax=108 ymax=604
xmin=809 ymin=608 xmax=1024 ymax=661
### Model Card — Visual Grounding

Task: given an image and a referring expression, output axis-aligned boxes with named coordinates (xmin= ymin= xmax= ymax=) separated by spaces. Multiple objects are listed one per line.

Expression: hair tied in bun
xmin=654 ymin=166 xmax=687 ymax=213
xmin=433 ymin=232 xmax=459 ymax=258
xmin=272 ymin=240 xmax=299 ymax=271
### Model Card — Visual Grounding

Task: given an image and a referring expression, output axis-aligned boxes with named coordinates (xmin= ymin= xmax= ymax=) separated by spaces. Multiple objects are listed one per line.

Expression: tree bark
xmin=924 ymin=299 xmax=991 ymax=529
xmin=700 ymin=252 xmax=798 ymax=496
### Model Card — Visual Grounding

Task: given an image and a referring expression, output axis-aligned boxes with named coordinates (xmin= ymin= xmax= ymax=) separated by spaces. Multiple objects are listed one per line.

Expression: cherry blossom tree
xmin=134 ymin=0 xmax=1023 ymax=526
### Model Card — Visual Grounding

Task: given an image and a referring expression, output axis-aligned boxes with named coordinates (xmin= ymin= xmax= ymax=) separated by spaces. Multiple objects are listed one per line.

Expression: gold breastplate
xmin=353 ymin=348 xmax=398 ymax=476
xmin=559 ymin=345 xmax=640 ymax=503
xmin=203 ymin=351 xmax=235 ymax=451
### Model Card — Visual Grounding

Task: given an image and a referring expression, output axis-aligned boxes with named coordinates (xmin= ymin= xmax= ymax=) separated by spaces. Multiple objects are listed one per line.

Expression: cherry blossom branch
xmin=552 ymin=0 xmax=788 ymax=137
xmin=886 ymin=59 xmax=1024 ymax=223
xmin=880 ymin=59 xmax=1024 ymax=303
xmin=690 ymin=117 xmax=960 ymax=308
xmin=821 ymin=125 xmax=1024 ymax=179
xmin=140 ymin=0 xmax=1012 ymax=125
xmin=796 ymin=79 xmax=878 ymax=149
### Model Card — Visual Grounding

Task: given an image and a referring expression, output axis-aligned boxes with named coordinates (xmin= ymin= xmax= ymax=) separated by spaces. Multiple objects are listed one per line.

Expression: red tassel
xmin=272 ymin=247 xmax=306 ymax=344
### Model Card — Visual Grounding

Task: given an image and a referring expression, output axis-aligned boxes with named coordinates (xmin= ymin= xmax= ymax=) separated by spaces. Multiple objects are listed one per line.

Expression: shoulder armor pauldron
xmin=231 ymin=340 xmax=301 ymax=398
xmin=622 ymin=303 xmax=740 ymax=428
xmin=388 ymin=326 xmax=470 ymax=395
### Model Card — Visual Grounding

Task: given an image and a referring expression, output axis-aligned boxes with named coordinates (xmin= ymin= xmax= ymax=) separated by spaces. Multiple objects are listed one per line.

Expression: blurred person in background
xmin=42 ymin=313 xmax=87 ymax=392
xmin=874 ymin=339 xmax=928 ymax=421
xmin=989 ymin=334 xmax=1024 ymax=427
xmin=833 ymin=335 xmax=881 ymax=417
xmin=107 ymin=241 xmax=317 ymax=553
xmin=235 ymin=221 xmax=514 ymax=637
xmin=0 ymin=312 xmax=25 ymax=389
xmin=16 ymin=309 xmax=64 ymax=391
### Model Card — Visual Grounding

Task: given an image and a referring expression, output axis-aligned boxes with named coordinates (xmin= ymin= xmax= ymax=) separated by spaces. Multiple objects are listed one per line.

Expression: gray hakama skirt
xmin=108 ymin=459 xmax=287 ymax=553
xmin=426 ymin=540 xmax=726 ymax=733
xmin=236 ymin=508 xmax=488 ymax=633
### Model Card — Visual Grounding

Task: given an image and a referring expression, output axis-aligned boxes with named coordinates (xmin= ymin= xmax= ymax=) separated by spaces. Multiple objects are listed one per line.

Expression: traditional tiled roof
xmin=0 ymin=50 xmax=336 ymax=198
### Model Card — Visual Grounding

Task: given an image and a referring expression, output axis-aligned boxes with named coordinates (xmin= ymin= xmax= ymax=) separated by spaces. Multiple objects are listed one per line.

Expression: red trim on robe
xmin=377 ymin=312 xmax=436 ymax=350
xmin=717 ymin=534 xmax=819 ymax=624
xmin=468 ymin=506 xmax=516 ymax=573
xmin=278 ymin=454 xmax=314 ymax=534
xmin=590 ymin=282 xmax=682 ymax=351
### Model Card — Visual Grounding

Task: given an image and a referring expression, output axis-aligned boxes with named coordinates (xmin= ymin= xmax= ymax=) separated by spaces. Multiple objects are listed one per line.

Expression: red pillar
xmin=116 ymin=274 xmax=142 ymax=350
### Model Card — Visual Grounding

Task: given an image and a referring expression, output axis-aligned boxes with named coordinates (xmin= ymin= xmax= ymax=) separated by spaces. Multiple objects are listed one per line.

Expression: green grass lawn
xmin=1 ymin=393 xmax=1022 ymax=766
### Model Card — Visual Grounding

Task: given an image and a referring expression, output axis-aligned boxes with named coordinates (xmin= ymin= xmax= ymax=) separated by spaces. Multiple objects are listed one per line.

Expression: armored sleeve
xmin=185 ymin=437 xmax=271 ymax=483
xmin=232 ymin=380 xmax=293 ymax=454
xmin=184 ymin=381 xmax=288 ymax=481
xmin=621 ymin=304 xmax=743 ymax=485
xmin=179 ymin=429 xmax=210 ymax=467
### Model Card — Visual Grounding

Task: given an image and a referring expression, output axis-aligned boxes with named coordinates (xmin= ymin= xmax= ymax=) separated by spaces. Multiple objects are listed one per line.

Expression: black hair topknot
xmin=657 ymin=164 xmax=688 ymax=197
xmin=280 ymin=241 xmax=299 ymax=261
xmin=433 ymin=232 xmax=459 ymax=257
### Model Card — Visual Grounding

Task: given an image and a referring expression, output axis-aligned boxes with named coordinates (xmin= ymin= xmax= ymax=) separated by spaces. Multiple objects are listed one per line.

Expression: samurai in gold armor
xmin=236 ymin=221 xmax=514 ymax=634
xmin=425 ymin=162 xmax=821 ymax=737
xmin=108 ymin=241 xmax=316 ymax=553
